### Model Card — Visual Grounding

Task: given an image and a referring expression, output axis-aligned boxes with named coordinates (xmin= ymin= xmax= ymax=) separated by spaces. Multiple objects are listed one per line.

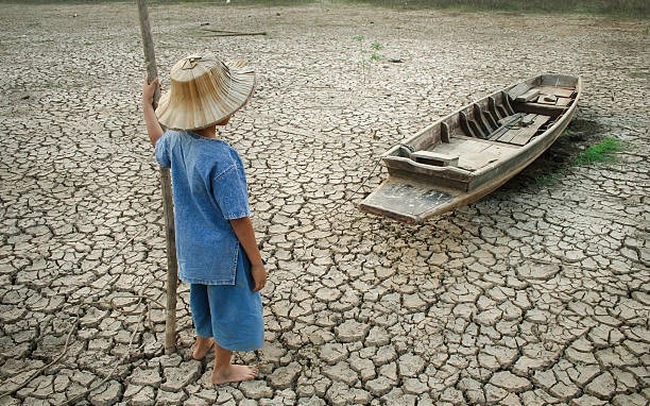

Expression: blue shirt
xmin=155 ymin=130 xmax=251 ymax=285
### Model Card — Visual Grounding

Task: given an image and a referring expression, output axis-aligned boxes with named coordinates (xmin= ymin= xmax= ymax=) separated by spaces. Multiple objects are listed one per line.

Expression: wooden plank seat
xmin=536 ymin=94 xmax=572 ymax=107
xmin=410 ymin=150 xmax=460 ymax=167
xmin=514 ymin=87 xmax=576 ymax=117
xmin=537 ymin=94 xmax=557 ymax=105
xmin=493 ymin=114 xmax=549 ymax=146
xmin=477 ymin=112 xmax=552 ymax=146
xmin=486 ymin=113 xmax=524 ymax=140
xmin=515 ymin=88 xmax=541 ymax=103
xmin=516 ymin=101 xmax=571 ymax=117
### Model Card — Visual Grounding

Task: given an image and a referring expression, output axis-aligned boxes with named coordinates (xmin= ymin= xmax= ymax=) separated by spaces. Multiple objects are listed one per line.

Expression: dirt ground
xmin=0 ymin=2 xmax=648 ymax=405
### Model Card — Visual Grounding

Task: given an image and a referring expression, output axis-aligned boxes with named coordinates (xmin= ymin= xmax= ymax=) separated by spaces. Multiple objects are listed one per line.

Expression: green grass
xmin=531 ymin=173 xmax=558 ymax=187
xmin=523 ymin=136 xmax=624 ymax=188
xmin=370 ymin=41 xmax=384 ymax=61
xmin=572 ymin=137 xmax=622 ymax=166
xmin=353 ymin=36 xmax=384 ymax=63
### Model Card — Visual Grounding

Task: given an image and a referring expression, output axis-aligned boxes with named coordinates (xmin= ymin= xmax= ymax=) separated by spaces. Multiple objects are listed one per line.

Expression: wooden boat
xmin=359 ymin=74 xmax=582 ymax=223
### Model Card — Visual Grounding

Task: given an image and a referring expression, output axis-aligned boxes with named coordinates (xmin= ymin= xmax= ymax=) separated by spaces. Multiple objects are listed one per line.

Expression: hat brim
xmin=156 ymin=59 xmax=255 ymax=131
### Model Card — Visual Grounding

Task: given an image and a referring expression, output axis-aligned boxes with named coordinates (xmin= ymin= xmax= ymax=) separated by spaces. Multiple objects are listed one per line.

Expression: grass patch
xmin=571 ymin=137 xmax=622 ymax=166
xmin=529 ymin=136 xmax=624 ymax=187
xmin=507 ymin=121 xmax=625 ymax=191
xmin=531 ymin=173 xmax=558 ymax=187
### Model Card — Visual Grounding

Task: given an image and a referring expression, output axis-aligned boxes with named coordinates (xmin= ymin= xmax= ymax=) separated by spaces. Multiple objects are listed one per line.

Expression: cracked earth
xmin=0 ymin=2 xmax=648 ymax=405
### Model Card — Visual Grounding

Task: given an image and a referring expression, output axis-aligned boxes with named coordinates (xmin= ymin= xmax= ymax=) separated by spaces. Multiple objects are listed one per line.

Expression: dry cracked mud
xmin=0 ymin=2 xmax=648 ymax=405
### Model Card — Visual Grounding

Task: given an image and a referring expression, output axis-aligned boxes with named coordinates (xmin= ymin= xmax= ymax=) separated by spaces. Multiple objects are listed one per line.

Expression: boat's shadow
xmin=499 ymin=117 xmax=607 ymax=191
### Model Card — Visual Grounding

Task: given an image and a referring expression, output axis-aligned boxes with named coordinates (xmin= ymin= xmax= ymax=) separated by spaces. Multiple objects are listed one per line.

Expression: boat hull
xmin=360 ymin=74 xmax=582 ymax=223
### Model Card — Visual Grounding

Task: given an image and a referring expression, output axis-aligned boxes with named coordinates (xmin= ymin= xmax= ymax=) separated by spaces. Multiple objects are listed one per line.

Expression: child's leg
xmin=205 ymin=249 xmax=263 ymax=384
xmin=211 ymin=342 xmax=258 ymax=384
xmin=189 ymin=284 xmax=214 ymax=360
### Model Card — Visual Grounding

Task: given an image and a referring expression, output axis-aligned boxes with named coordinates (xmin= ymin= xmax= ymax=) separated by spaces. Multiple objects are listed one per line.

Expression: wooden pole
xmin=136 ymin=0 xmax=178 ymax=355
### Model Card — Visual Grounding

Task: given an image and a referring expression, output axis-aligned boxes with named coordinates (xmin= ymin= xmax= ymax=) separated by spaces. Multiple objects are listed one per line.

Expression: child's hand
xmin=142 ymin=77 xmax=159 ymax=106
xmin=251 ymin=263 xmax=267 ymax=292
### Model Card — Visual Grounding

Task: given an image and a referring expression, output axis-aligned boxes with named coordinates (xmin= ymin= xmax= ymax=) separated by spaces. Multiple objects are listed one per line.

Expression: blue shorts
xmin=189 ymin=249 xmax=264 ymax=352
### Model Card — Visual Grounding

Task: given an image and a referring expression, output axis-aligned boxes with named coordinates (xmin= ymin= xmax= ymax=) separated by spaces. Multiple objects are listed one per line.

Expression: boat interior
xmin=385 ymin=75 xmax=580 ymax=176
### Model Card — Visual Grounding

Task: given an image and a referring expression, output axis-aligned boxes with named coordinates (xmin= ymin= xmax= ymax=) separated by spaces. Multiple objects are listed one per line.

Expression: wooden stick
xmin=200 ymin=28 xmax=267 ymax=37
xmin=136 ymin=0 xmax=178 ymax=355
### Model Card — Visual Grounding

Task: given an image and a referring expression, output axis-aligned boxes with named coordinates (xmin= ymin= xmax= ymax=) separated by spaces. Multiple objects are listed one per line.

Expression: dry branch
xmin=200 ymin=28 xmax=267 ymax=37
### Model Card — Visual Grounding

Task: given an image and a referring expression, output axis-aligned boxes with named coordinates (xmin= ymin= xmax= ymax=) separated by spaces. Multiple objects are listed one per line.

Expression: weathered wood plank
xmin=515 ymin=102 xmax=570 ymax=117
xmin=440 ymin=122 xmax=450 ymax=143
xmin=473 ymin=104 xmax=491 ymax=135
xmin=536 ymin=94 xmax=558 ymax=105
xmin=359 ymin=178 xmax=453 ymax=223
xmin=507 ymin=82 xmax=532 ymax=100
xmin=411 ymin=150 xmax=459 ymax=167
xmin=488 ymin=96 xmax=506 ymax=120
xmin=555 ymin=97 xmax=572 ymax=107
xmin=515 ymin=88 xmax=541 ymax=103
xmin=460 ymin=111 xmax=480 ymax=138
xmin=497 ymin=115 xmax=548 ymax=146
xmin=433 ymin=137 xmax=519 ymax=172
xmin=502 ymin=92 xmax=516 ymax=115
xmin=488 ymin=113 xmax=524 ymax=140
xmin=539 ymin=86 xmax=574 ymax=98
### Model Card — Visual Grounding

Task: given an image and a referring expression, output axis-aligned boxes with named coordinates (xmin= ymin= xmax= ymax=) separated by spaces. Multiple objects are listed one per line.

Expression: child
xmin=141 ymin=52 xmax=266 ymax=385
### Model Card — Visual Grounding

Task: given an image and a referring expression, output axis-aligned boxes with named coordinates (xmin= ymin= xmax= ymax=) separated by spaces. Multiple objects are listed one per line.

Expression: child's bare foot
xmin=212 ymin=365 xmax=258 ymax=385
xmin=192 ymin=337 xmax=214 ymax=360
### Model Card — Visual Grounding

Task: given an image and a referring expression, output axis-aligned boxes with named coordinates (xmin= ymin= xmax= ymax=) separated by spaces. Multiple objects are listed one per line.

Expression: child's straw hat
xmin=156 ymin=52 xmax=255 ymax=130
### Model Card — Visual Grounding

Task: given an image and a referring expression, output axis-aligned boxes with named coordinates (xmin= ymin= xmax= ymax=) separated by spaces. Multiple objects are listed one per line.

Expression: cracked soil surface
xmin=1 ymin=2 xmax=649 ymax=405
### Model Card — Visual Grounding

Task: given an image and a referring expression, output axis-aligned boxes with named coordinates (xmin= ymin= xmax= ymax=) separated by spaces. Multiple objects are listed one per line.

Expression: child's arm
xmin=142 ymin=78 xmax=164 ymax=146
xmin=230 ymin=217 xmax=267 ymax=292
